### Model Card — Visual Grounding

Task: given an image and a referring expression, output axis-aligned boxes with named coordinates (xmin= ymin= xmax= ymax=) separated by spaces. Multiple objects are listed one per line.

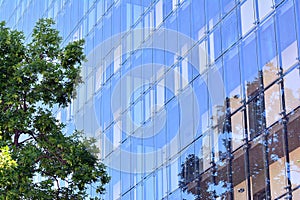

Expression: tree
xmin=0 ymin=18 xmax=110 ymax=199
xmin=179 ymin=154 xmax=202 ymax=199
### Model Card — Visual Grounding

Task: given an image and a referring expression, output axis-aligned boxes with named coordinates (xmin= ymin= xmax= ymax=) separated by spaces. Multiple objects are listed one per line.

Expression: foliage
xmin=0 ymin=19 xmax=110 ymax=199
xmin=178 ymin=154 xmax=201 ymax=193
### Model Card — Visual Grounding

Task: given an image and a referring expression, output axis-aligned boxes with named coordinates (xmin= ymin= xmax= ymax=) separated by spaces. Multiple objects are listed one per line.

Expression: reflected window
xmin=155 ymin=0 xmax=163 ymax=27
xmin=249 ymin=137 xmax=267 ymax=199
xmin=268 ymin=128 xmax=287 ymax=198
xmin=231 ymin=111 xmax=244 ymax=151
xmin=247 ymin=92 xmax=265 ymax=139
xmin=242 ymin=33 xmax=259 ymax=98
xmin=240 ymin=0 xmax=255 ymax=35
xmin=277 ymin=0 xmax=298 ymax=71
xmin=265 ymin=84 xmax=281 ymax=127
xmin=259 ymin=18 xmax=278 ymax=87
xmin=284 ymin=69 xmax=300 ymax=114
xmin=224 ymin=46 xmax=242 ymax=111
xmin=257 ymin=0 xmax=273 ymax=21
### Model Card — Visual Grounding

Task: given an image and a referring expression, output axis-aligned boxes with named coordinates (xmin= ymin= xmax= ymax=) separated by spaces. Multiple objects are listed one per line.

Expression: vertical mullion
xmin=239 ymin=21 xmax=252 ymax=199
xmin=274 ymin=5 xmax=293 ymax=198
xmin=293 ymin=0 xmax=300 ymax=61
xmin=226 ymin=97 xmax=234 ymax=200
xmin=255 ymin=0 xmax=271 ymax=191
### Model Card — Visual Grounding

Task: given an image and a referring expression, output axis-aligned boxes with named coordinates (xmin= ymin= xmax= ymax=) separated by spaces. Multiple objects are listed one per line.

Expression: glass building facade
xmin=1 ymin=0 xmax=300 ymax=199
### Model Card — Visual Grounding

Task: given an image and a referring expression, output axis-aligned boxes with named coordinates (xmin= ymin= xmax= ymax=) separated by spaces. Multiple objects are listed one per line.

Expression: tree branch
xmin=18 ymin=137 xmax=34 ymax=145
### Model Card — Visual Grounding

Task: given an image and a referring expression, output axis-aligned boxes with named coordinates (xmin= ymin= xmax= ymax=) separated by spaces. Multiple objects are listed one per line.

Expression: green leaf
xmin=0 ymin=18 xmax=110 ymax=199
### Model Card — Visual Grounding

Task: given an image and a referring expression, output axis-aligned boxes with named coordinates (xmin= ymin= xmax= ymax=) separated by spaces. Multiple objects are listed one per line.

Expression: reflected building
xmin=1 ymin=0 xmax=300 ymax=199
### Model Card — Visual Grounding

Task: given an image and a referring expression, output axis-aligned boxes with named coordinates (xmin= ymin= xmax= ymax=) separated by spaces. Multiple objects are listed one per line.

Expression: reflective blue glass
xmin=222 ymin=10 xmax=238 ymax=52
xmin=2 ymin=0 xmax=300 ymax=199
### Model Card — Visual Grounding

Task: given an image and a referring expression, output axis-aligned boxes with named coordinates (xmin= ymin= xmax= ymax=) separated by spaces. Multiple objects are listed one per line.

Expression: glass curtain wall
xmin=1 ymin=0 xmax=300 ymax=199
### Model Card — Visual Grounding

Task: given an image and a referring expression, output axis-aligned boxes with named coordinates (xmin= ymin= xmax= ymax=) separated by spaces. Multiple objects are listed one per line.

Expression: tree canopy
xmin=0 ymin=18 xmax=110 ymax=199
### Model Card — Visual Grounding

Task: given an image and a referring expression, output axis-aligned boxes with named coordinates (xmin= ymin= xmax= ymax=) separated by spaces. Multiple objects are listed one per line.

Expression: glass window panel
xmin=165 ymin=69 xmax=175 ymax=103
xmin=265 ymin=84 xmax=281 ymax=127
xmin=169 ymin=189 xmax=182 ymax=199
xmin=224 ymin=46 xmax=242 ymax=111
xmin=284 ymin=69 xmax=300 ymax=114
xmin=132 ymin=100 xmax=142 ymax=131
xmin=112 ymin=5 xmax=121 ymax=35
xmin=178 ymin=3 xmax=191 ymax=38
xmin=215 ymin=119 xmax=227 ymax=162
xmin=231 ymin=110 xmax=244 ymax=151
xmin=208 ymin=60 xmax=225 ymax=114
xmin=156 ymin=169 xmax=164 ymax=199
xmin=102 ymin=82 xmax=113 ymax=130
xmin=257 ymin=0 xmax=273 ymax=21
xmin=167 ymin=98 xmax=181 ymax=158
xmin=144 ymin=175 xmax=155 ymax=200
xmin=156 ymin=168 xmax=168 ymax=199
xmin=232 ymin=153 xmax=248 ymax=200
xmin=142 ymin=0 xmax=152 ymax=8
xmin=260 ymin=18 xmax=278 ymax=87
xmin=155 ymin=0 xmax=163 ymax=27
xmin=249 ymin=137 xmax=267 ymax=198
xmin=174 ymin=65 xmax=181 ymax=95
xmin=277 ymin=0 xmax=298 ymax=71
xmin=191 ymin=0 xmax=205 ymax=40
xmin=194 ymin=75 xmax=209 ymax=137
xmin=172 ymin=0 xmax=178 ymax=10
xmin=83 ymin=101 xmax=97 ymax=135
xmin=122 ymin=191 xmax=130 ymax=199
xmin=287 ymin=114 xmax=300 ymax=189
xmin=180 ymin=57 xmax=189 ymax=89
xmin=202 ymin=130 xmax=212 ymax=171
xmin=247 ymin=94 xmax=264 ymax=139
xmin=88 ymin=8 xmax=95 ymax=32
xmin=179 ymin=88 xmax=195 ymax=148
xmin=169 ymin=159 xmax=180 ymax=192
xmin=156 ymin=80 xmax=165 ymax=111
xmin=222 ymin=0 xmax=235 ymax=15
xmin=75 ymin=109 xmax=84 ymax=131
xmin=142 ymin=48 xmax=153 ymax=92
xmin=97 ymin=1 xmax=104 ymax=20
xmin=113 ymin=122 xmax=122 ymax=149
xmin=222 ymin=11 xmax=238 ymax=51
xmin=121 ymin=170 xmax=131 ymax=194
xmin=268 ymin=127 xmax=287 ymax=199
xmin=121 ymin=1 xmax=131 ymax=31
xmin=155 ymin=115 xmax=167 ymax=166
xmin=190 ymin=40 xmax=207 ymax=78
xmin=163 ymin=0 xmax=173 ymax=17
xmin=131 ymin=136 xmax=143 ymax=180
xmin=215 ymin=162 xmax=230 ymax=198
xmin=294 ymin=189 xmax=300 ymax=200
xmin=209 ymin=25 xmax=222 ymax=62
xmin=133 ymin=3 xmax=142 ymax=25
xmin=242 ymin=33 xmax=259 ymax=98
xmin=161 ymin=166 xmax=169 ymax=197
xmin=135 ymin=183 xmax=143 ymax=200
xmin=111 ymin=166 xmax=121 ymax=199
xmin=274 ymin=0 xmax=284 ymax=5
xmin=165 ymin=14 xmax=178 ymax=59
xmin=143 ymin=135 xmax=155 ymax=173
xmin=207 ymin=0 xmax=220 ymax=29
